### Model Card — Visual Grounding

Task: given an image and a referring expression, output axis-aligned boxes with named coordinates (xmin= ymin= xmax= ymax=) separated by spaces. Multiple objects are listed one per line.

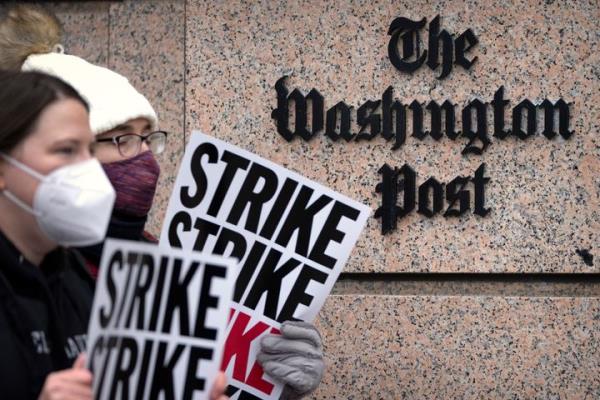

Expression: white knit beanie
xmin=22 ymin=51 xmax=158 ymax=135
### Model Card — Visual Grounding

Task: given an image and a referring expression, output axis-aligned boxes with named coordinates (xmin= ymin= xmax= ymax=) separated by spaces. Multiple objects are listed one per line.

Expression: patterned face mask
xmin=102 ymin=151 xmax=161 ymax=217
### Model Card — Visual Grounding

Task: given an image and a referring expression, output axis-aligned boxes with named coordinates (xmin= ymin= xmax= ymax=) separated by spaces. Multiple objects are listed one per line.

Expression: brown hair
xmin=0 ymin=70 xmax=89 ymax=153
xmin=0 ymin=5 xmax=62 ymax=70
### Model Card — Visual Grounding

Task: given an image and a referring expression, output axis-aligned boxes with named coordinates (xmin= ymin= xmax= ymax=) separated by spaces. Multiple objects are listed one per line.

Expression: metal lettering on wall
xmin=271 ymin=16 xmax=572 ymax=235
xmin=388 ymin=15 xmax=478 ymax=79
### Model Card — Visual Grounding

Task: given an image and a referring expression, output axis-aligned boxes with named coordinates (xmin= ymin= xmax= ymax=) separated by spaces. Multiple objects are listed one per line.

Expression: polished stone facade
xmin=4 ymin=1 xmax=598 ymax=398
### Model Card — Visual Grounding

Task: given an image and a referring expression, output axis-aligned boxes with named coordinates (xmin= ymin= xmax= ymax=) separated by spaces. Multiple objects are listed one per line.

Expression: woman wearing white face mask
xmin=0 ymin=71 xmax=231 ymax=400
xmin=0 ymin=69 xmax=230 ymax=400
xmin=0 ymin=7 xmax=228 ymax=399
xmin=0 ymin=70 xmax=114 ymax=400
xmin=1 ymin=5 xmax=324 ymax=400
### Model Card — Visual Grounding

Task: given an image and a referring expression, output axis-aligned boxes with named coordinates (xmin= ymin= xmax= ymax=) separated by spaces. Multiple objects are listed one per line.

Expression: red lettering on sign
xmin=221 ymin=311 xmax=274 ymax=395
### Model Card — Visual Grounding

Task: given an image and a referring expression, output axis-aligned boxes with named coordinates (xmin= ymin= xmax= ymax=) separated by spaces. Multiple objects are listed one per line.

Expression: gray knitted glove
xmin=257 ymin=321 xmax=324 ymax=400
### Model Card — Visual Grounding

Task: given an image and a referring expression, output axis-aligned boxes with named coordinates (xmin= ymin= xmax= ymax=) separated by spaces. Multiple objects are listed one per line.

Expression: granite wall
xmin=4 ymin=1 xmax=598 ymax=398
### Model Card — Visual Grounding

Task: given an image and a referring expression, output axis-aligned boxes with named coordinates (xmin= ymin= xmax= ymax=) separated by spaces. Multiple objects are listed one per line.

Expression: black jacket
xmin=0 ymin=231 xmax=94 ymax=400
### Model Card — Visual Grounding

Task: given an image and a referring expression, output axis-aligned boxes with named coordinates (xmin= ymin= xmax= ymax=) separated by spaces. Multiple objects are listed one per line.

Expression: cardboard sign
xmin=160 ymin=131 xmax=371 ymax=399
xmin=87 ymin=239 xmax=236 ymax=400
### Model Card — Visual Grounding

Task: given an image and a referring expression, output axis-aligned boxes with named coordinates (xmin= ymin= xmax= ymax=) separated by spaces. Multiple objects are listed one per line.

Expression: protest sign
xmin=87 ymin=239 xmax=236 ymax=400
xmin=160 ymin=131 xmax=371 ymax=399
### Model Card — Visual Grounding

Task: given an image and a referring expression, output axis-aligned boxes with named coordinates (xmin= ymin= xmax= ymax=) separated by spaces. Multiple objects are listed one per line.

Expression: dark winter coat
xmin=0 ymin=231 xmax=94 ymax=400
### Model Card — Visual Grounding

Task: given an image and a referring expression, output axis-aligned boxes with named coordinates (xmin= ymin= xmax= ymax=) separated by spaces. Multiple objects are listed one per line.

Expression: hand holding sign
xmin=161 ymin=132 xmax=370 ymax=399
xmin=38 ymin=354 xmax=93 ymax=400
xmin=210 ymin=372 xmax=229 ymax=400
xmin=258 ymin=321 xmax=324 ymax=399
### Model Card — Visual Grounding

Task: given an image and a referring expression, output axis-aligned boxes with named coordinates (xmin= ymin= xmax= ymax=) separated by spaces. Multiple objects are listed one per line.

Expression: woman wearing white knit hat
xmin=0 ymin=5 xmax=226 ymax=400
xmin=1 ymin=5 xmax=324 ymax=400
xmin=1 ymin=5 xmax=165 ymax=267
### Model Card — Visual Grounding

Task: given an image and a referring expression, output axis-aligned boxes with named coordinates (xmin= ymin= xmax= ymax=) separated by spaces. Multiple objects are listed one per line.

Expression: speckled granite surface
xmin=52 ymin=2 xmax=109 ymax=66
xmin=11 ymin=1 xmax=597 ymax=272
xmin=107 ymin=0 xmax=185 ymax=236
xmin=2 ymin=1 xmax=599 ymax=399
xmin=185 ymin=0 xmax=599 ymax=273
xmin=312 ymin=295 xmax=600 ymax=399
xmin=332 ymin=276 xmax=600 ymax=296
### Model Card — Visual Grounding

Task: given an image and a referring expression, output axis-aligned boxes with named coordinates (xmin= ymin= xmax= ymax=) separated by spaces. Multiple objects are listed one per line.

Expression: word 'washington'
xmin=272 ymin=77 xmax=572 ymax=155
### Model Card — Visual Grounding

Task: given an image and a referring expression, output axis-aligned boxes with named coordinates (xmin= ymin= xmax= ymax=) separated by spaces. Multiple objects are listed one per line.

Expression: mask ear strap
xmin=0 ymin=153 xmax=45 ymax=181
xmin=1 ymin=190 xmax=41 ymax=217
xmin=0 ymin=153 xmax=43 ymax=217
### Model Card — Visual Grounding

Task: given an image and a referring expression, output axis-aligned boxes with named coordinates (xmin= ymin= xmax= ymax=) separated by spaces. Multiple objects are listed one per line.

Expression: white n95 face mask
xmin=0 ymin=154 xmax=116 ymax=247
